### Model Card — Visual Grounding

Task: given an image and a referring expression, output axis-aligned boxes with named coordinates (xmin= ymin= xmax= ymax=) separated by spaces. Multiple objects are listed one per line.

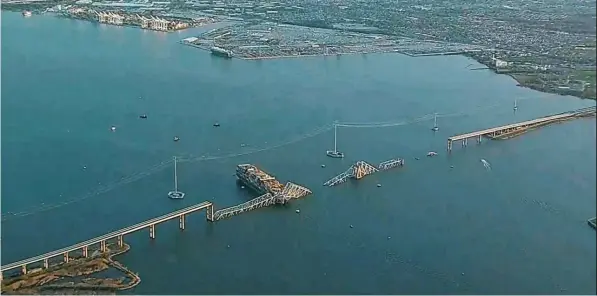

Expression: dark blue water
xmin=2 ymin=11 xmax=596 ymax=294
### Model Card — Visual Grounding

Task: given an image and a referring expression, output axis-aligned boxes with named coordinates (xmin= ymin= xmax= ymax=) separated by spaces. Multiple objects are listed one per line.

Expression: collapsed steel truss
xmin=212 ymin=193 xmax=276 ymax=221
xmin=323 ymin=159 xmax=405 ymax=187
xmin=378 ymin=159 xmax=404 ymax=171
xmin=211 ymin=182 xmax=313 ymax=221
xmin=275 ymin=182 xmax=312 ymax=204
xmin=323 ymin=161 xmax=379 ymax=187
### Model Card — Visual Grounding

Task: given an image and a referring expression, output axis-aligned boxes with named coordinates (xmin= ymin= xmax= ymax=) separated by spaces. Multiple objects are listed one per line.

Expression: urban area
xmin=2 ymin=0 xmax=595 ymax=98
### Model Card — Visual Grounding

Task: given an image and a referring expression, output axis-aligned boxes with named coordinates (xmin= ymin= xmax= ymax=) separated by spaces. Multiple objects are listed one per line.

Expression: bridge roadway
xmin=1 ymin=201 xmax=213 ymax=273
xmin=447 ymin=106 xmax=596 ymax=150
xmin=448 ymin=112 xmax=575 ymax=142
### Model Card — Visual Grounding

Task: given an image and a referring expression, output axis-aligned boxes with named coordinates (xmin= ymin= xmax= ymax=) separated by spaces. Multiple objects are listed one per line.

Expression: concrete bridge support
xmin=149 ymin=224 xmax=156 ymax=239
xmin=82 ymin=246 xmax=88 ymax=258
xmin=117 ymin=235 xmax=124 ymax=248
xmin=44 ymin=259 xmax=49 ymax=269
xmin=100 ymin=240 xmax=107 ymax=252
xmin=21 ymin=265 xmax=27 ymax=275
xmin=63 ymin=252 xmax=69 ymax=263
xmin=206 ymin=204 xmax=214 ymax=221
xmin=477 ymin=135 xmax=482 ymax=144
xmin=179 ymin=214 xmax=186 ymax=230
xmin=447 ymin=139 xmax=453 ymax=152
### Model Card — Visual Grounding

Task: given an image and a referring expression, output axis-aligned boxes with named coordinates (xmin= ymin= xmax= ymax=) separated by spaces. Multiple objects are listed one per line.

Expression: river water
xmin=1 ymin=11 xmax=596 ymax=294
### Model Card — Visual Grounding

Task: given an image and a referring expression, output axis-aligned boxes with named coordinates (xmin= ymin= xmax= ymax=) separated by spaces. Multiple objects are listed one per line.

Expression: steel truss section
xmin=212 ymin=193 xmax=276 ymax=221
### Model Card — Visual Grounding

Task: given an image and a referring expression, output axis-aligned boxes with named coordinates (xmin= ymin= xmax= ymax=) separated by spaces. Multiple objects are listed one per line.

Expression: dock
xmin=447 ymin=106 xmax=596 ymax=151
xmin=589 ymin=217 xmax=596 ymax=230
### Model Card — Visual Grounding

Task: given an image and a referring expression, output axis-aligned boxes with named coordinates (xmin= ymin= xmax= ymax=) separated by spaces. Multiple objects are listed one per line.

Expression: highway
xmin=1 ymin=201 xmax=212 ymax=272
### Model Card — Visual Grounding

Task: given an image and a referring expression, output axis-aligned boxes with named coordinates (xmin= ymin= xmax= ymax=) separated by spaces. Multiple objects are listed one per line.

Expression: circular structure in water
xmin=168 ymin=191 xmax=185 ymax=199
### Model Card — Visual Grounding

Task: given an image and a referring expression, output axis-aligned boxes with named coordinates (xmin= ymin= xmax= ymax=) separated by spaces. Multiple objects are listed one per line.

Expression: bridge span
xmin=0 ymin=201 xmax=213 ymax=280
xmin=447 ymin=106 xmax=596 ymax=151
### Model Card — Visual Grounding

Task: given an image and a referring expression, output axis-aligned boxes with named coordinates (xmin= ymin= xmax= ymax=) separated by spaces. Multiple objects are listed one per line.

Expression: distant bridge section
xmin=447 ymin=106 xmax=596 ymax=151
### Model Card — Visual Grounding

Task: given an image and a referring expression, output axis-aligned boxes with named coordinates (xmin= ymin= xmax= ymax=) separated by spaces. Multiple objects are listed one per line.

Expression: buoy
xmin=350 ymin=225 xmax=354 ymax=228
xmin=83 ymin=166 xmax=87 ymax=169
xmin=377 ymin=183 xmax=382 ymax=187
xmin=387 ymin=236 xmax=391 ymax=240
xmin=321 ymin=164 xmax=326 ymax=168
xmin=295 ymin=209 xmax=300 ymax=213
xmin=450 ymin=165 xmax=454 ymax=168
xmin=110 ymin=126 xmax=116 ymax=131
xmin=227 ymin=245 xmax=230 ymax=248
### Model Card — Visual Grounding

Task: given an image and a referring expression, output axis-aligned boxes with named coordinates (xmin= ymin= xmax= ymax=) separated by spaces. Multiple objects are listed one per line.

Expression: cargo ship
xmin=211 ymin=46 xmax=233 ymax=58
xmin=236 ymin=164 xmax=285 ymax=196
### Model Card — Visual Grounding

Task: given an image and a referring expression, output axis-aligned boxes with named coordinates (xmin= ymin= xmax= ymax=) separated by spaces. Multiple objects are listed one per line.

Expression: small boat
xmin=326 ymin=123 xmax=345 ymax=158
xmin=110 ymin=126 xmax=116 ymax=131
xmin=431 ymin=113 xmax=439 ymax=131
xmin=213 ymin=122 xmax=220 ymax=127
xmin=427 ymin=151 xmax=438 ymax=157
xmin=167 ymin=156 xmax=185 ymax=199
xmin=326 ymin=150 xmax=344 ymax=158
xmin=173 ymin=136 xmax=180 ymax=142
xmin=139 ymin=114 xmax=147 ymax=119
xmin=22 ymin=11 xmax=32 ymax=17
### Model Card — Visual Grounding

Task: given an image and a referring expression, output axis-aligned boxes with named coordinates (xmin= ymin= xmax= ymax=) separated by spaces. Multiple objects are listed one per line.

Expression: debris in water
xmin=480 ymin=159 xmax=491 ymax=170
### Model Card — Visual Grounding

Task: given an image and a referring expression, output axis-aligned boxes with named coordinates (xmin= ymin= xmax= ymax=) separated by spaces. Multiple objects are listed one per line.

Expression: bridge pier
xmin=100 ymin=240 xmax=107 ymax=252
xmin=149 ymin=224 xmax=156 ymax=239
xmin=447 ymin=139 xmax=453 ymax=151
xmin=21 ymin=265 xmax=27 ymax=275
xmin=477 ymin=135 xmax=482 ymax=144
xmin=179 ymin=214 xmax=186 ymax=230
xmin=462 ymin=138 xmax=468 ymax=147
xmin=82 ymin=246 xmax=88 ymax=258
xmin=63 ymin=252 xmax=69 ymax=263
xmin=117 ymin=235 xmax=124 ymax=248
xmin=43 ymin=259 xmax=49 ymax=269
xmin=206 ymin=205 xmax=214 ymax=222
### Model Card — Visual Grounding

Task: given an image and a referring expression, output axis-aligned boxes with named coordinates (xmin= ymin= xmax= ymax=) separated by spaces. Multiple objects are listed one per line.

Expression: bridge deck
xmin=448 ymin=113 xmax=574 ymax=142
xmin=1 ymin=201 xmax=212 ymax=272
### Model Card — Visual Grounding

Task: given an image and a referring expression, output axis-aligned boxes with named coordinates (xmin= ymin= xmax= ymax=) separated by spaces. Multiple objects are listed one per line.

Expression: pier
xmin=324 ymin=158 xmax=405 ymax=187
xmin=0 ymin=202 xmax=213 ymax=280
xmin=447 ymin=106 xmax=596 ymax=151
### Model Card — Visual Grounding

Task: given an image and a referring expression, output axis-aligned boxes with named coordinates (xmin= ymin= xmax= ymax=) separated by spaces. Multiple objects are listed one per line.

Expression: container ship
xmin=211 ymin=46 xmax=233 ymax=58
xmin=236 ymin=164 xmax=285 ymax=196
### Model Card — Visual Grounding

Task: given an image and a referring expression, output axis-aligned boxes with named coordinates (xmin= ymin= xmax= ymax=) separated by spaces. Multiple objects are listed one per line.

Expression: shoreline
xmin=1 ymin=243 xmax=141 ymax=294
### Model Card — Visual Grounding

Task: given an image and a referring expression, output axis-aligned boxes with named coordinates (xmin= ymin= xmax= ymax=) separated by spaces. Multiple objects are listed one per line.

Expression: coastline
xmin=462 ymin=53 xmax=596 ymax=101
xmin=1 ymin=243 xmax=140 ymax=294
